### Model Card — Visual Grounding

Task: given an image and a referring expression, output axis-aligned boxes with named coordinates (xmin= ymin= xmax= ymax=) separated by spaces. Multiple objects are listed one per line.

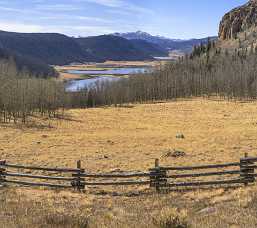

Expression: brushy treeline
xmin=0 ymin=58 xmax=67 ymax=123
xmin=71 ymin=46 xmax=257 ymax=107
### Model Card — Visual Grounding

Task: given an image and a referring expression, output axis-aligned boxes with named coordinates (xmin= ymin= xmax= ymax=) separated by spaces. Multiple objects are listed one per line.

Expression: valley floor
xmin=56 ymin=60 xmax=160 ymax=80
xmin=1 ymin=98 xmax=257 ymax=227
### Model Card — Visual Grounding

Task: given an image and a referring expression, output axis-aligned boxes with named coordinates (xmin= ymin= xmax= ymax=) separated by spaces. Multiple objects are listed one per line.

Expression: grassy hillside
xmin=1 ymin=99 xmax=257 ymax=227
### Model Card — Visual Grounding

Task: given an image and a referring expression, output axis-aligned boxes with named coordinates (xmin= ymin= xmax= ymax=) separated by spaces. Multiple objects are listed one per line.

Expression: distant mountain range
xmin=0 ymin=31 xmax=165 ymax=67
xmin=112 ymin=31 xmax=218 ymax=53
xmin=0 ymin=30 xmax=217 ymax=77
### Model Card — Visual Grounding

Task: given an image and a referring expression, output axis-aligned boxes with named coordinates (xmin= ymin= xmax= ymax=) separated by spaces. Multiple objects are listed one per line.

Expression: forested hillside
xmin=75 ymin=35 xmax=155 ymax=61
xmin=0 ymin=48 xmax=57 ymax=78
xmin=129 ymin=39 xmax=168 ymax=57
xmin=0 ymin=31 xmax=88 ymax=65
xmin=0 ymin=31 xmax=165 ymax=66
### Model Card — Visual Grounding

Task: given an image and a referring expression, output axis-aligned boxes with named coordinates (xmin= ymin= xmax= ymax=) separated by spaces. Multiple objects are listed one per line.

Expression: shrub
xmin=153 ymin=207 xmax=190 ymax=228
xmin=43 ymin=213 xmax=89 ymax=228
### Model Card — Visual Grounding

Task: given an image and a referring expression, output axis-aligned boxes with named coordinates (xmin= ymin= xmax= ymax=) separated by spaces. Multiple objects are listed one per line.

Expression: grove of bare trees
xmin=70 ymin=47 xmax=257 ymax=107
xmin=0 ymin=58 xmax=67 ymax=123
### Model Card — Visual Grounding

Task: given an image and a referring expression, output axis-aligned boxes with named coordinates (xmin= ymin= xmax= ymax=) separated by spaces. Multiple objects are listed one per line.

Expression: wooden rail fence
xmin=1 ymin=153 xmax=257 ymax=192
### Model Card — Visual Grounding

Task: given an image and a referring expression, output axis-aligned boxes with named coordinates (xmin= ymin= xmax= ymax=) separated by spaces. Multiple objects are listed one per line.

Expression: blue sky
xmin=0 ymin=0 xmax=248 ymax=39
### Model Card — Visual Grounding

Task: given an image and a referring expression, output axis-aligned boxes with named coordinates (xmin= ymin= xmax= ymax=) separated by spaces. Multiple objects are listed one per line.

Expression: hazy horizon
xmin=0 ymin=0 xmax=248 ymax=39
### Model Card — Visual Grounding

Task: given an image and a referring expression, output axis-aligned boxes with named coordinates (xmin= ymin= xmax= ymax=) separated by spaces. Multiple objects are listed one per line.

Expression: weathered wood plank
xmin=4 ymin=172 xmax=75 ymax=181
xmin=240 ymin=157 xmax=257 ymax=162
xmin=240 ymin=165 xmax=257 ymax=169
xmin=166 ymin=170 xmax=241 ymax=179
xmin=162 ymin=162 xmax=240 ymax=171
xmin=3 ymin=179 xmax=72 ymax=188
xmin=82 ymin=180 xmax=150 ymax=186
xmin=165 ymin=178 xmax=244 ymax=187
xmin=75 ymin=172 xmax=150 ymax=178
xmin=2 ymin=163 xmax=80 ymax=173
xmin=247 ymin=173 xmax=257 ymax=177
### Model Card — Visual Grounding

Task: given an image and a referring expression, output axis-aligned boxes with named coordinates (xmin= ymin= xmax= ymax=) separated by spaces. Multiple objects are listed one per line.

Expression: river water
xmin=68 ymin=67 xmax=148 ymax=75
xmin=66 ymin=67 xmax=149 ymax=92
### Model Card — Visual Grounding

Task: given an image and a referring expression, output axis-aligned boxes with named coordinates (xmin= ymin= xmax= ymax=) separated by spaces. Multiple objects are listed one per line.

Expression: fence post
xmin=0 ymin=160 xmax=6 ymax=186
xmin=72 ymin=160 xmax=85 ymax=192
xmin=155 ymin=159 xmax=160 ymax=192
xmin=240 ymin=153 xmax=255 ymax=186
xmin=149 ymin=159 xmax=167 ymax=192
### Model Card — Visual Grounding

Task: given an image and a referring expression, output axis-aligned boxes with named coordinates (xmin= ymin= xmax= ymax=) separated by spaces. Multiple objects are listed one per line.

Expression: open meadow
xmin=1 ymin=98 xmax=257 ymax=171
xmin=2 ymin=99 xmax=257 ymax=227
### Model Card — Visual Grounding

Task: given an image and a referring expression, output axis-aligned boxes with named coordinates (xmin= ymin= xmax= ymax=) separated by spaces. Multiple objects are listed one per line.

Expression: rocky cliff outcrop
xmin=219 ymin=0 xmax=257 ymax=40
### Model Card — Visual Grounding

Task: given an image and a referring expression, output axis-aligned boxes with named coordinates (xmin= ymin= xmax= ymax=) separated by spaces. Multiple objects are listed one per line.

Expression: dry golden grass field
xmin=2 ymin=98 xmax=257 ymax=227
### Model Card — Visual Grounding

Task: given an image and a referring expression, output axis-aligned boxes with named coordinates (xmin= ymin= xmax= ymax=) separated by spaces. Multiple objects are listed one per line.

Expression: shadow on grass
xmin=86 ymin=184 xmax=244 ymax=197
xmin=0 ymin=112 xmax=83 ymax=130
xmin=160 ymin=184 xmax=243 ymax=194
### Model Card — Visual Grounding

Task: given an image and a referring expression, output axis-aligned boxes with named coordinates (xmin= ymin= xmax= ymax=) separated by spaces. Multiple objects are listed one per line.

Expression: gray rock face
xmin=219 ymin=0 xmax=257 ymax=40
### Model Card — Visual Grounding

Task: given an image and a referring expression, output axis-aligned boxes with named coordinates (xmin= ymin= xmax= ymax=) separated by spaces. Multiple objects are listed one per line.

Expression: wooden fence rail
xmin=166 ymin=170 xmax=241 ymax=179
xmin=162 ymin=162 xmax=241 ymax=171
xmin=76 ymin=172 xmax=150 ymax=178
xmin=2 ymin=163 xmax=80 ymax=173
xmin=164 ymin=178 xmax=245 ymax=188
xmin=3 ymin=172 xmax=76 ymax=181
xmin=1 ymin=153 xmax=257 ymax=193
xmin=3 ymin=179 xmax=72 ymax=188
